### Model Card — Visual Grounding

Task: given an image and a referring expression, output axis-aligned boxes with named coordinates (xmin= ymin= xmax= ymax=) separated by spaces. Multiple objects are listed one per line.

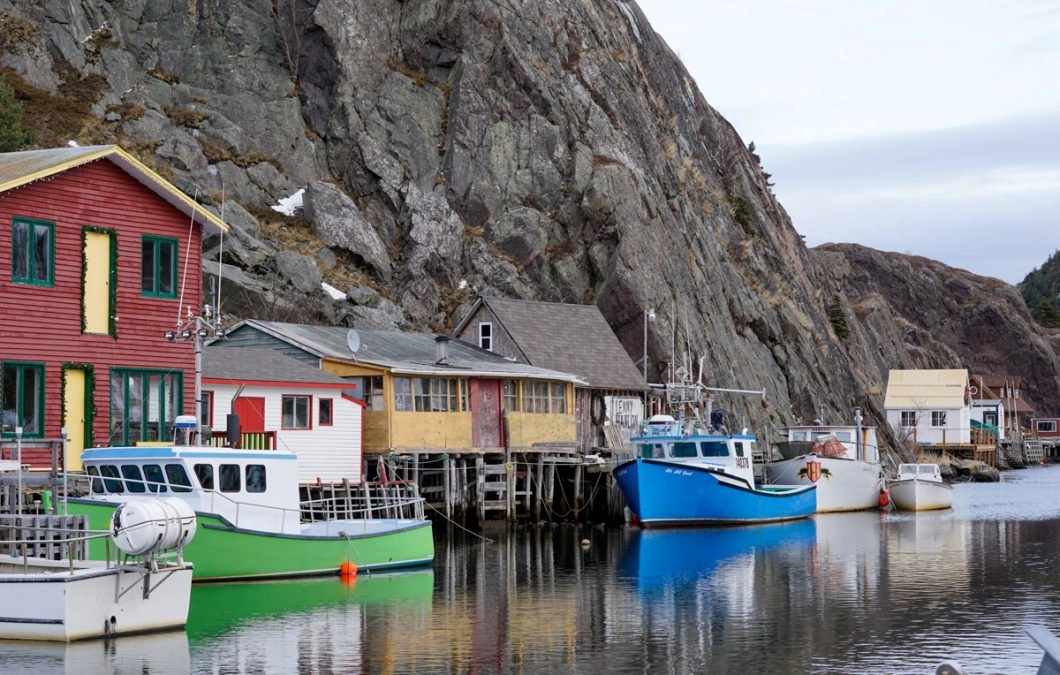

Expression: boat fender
xmin=340 ymin=561 xmax=358 ymax=578
xmin=111 ymin=498 xmax=198 ymax=556
xmin=878 ymin=487 xmax=890 ymax=508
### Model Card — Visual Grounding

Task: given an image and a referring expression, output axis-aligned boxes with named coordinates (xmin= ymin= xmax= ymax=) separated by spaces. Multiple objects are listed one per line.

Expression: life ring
xmin=590 ymin=392 xmax=605 ymax=426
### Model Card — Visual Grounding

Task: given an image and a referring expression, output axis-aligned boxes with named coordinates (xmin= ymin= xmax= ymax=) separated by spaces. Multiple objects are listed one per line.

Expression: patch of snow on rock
xmin=272 ymin=188 xmax=305 ymax=215
xmin=322 ymin=281 xmax=345 ymax=300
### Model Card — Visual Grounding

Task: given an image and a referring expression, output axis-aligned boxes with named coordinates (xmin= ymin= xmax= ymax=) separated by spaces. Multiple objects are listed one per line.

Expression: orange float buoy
xmin=340 ymin=561 xmax=358 ymax=577
xmin=878 ymin=488 xmax=890 ymax=508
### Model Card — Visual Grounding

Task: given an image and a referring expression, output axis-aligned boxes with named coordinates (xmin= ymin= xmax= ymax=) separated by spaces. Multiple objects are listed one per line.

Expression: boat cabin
xmin=79 ymin=445 xmax=302 ymax=534
xmin=631 ymin=415 xmax=757 ymax=487
xmin=896 ymin=463 xmax=943 ymax=482
xmin=776 ymin=424 xmax=880 ymax=463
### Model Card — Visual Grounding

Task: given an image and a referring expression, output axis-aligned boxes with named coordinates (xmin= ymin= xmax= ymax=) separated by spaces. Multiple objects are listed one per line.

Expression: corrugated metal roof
xmin=231 ymin=320 xmax=586 ymax=383
xmin=884 ymin=369 xmax=969 ymax=409
xmin=0 ymin=145 xmax=227 ymax=234
xmin=203 ymin=346 xmax=348 ymax=385
xmin=462 ymin=297 xmax=648 ymax=391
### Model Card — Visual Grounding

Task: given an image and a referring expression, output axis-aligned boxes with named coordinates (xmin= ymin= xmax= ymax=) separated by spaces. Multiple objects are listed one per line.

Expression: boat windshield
xmin=672 ymin=442 xmax=698 ymax=458
xmin=701 ymin=441 xmax=729 ymax=457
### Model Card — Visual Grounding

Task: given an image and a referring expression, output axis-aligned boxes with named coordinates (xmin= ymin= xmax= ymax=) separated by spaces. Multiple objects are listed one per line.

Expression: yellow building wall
xmin=391 ymin=411 xmax=472 ymax=450
xmin=506 ymin=412 xmax=577 ymax=447
xmin=320 ymin=358 xmax=576 ymax=453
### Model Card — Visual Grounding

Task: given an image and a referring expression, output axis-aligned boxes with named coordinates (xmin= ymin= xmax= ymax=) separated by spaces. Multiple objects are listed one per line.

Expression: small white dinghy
xmin=0 ymin=498 xmax=196 ymax=642
xmin=888 ymin=463 xmax=953 ymax=512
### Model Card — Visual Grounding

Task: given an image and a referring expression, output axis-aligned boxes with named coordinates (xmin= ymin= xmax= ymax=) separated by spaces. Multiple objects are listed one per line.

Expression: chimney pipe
xmin=435 ymin=335 xmax=450 ymax=365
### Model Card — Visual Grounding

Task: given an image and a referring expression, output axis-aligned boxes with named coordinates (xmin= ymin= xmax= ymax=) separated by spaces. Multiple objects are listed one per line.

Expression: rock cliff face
xmin=2 ymin=0 xmax=1058 ymax=445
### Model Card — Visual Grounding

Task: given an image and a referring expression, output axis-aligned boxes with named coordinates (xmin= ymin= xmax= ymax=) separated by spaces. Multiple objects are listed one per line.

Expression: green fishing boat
xmin=66 ymin=443 xmax=434 ymax=581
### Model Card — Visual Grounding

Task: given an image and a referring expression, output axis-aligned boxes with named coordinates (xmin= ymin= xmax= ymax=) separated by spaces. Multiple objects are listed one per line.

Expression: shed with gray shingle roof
xmin=451 ymin=297 xmax=647 ymax=391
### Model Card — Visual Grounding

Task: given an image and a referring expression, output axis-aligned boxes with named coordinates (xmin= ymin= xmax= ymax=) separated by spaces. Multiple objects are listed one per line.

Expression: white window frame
xmin=479 ymin=322 xmax=493 ymax=351
xmin=931 ymin=411 xmax=947 ymax=427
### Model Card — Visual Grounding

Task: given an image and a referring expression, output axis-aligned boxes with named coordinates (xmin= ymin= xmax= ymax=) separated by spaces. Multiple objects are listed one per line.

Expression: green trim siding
xmin=1 ymin=361 xmax=46 ymax=438
xmin=140 ymin=235 xmax=178 ymax=298
xmin=11 ymin=217 xmax=55 ymax=287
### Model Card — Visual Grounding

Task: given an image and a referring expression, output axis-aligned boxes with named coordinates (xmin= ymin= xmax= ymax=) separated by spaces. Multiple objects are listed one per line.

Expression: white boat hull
xmin=0 ymin=556 xmax=193 ymax=641
xmin=764 ymin=455 xmax=884 ymax=513
xmin=888 ymin=478 xmax=954 ymax=512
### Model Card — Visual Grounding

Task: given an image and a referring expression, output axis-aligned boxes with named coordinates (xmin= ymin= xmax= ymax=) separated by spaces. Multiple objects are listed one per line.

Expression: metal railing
xmin=301 ymin=482 xmax=426 ymax=522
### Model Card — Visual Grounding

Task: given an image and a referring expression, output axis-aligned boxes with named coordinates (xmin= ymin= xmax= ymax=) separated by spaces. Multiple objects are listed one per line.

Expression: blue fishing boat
xmin=614 ymin=413 xmax=816 ymax=526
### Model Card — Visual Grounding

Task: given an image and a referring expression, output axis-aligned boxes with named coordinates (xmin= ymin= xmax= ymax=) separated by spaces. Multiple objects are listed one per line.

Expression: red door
xmin=233 ymin=397 xmax=266 ymax=432
xmin=471 ymin=379 xmax=503 ymax=448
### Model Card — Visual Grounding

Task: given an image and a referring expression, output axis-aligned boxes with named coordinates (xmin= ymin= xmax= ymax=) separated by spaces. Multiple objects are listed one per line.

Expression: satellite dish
xmin=346 ymin=329 xmax=361 ymax=353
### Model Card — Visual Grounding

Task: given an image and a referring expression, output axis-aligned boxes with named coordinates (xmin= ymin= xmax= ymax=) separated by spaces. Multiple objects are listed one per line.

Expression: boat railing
xmin=300 ymin=481 xmax=426 ymax=522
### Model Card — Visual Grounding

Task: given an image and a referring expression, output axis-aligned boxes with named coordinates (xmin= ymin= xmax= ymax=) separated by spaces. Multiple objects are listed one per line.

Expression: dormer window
xmin=479 ymin=322 xmax=492 ymax=351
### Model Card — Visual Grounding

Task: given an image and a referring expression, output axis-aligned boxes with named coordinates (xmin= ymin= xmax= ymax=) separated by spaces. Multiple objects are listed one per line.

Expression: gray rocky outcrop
xmin=2 ymin=0 xmax=1058 ymax=459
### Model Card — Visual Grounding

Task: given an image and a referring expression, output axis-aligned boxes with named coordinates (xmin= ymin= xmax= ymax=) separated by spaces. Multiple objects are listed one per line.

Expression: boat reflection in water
xmin=0 ymin=630 xmax=190 ymax=675
xmin=620 ymin=519 xmax=817 ymax=592
xmin=189 ymin=569 xmax=434 ymax=673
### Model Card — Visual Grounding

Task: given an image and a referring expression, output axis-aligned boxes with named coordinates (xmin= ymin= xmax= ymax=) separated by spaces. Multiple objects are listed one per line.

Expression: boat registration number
xmin=737 ymin=458 xmax=749 ymax=469
xmin=664 ymin=468 xmax=693 ymax=476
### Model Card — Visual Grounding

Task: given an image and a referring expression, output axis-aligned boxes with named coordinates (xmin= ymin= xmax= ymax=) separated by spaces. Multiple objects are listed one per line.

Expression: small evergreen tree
xmin=829 ymin=295 xmax=851 ymax=339
xmin=0 ymin=80 xmax=34 ymax=152
xmin=1032 ymin=298 xmax=1060 ymax=328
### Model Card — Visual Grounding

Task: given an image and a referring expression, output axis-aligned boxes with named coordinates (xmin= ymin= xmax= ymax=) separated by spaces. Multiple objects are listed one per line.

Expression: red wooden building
xmin=0 ymin=146 xmax=227 ymax=470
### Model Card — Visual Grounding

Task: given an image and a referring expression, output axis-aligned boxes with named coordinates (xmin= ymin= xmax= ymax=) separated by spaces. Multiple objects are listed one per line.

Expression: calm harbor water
xmin=8 ymin=465 xmax=1060 ymax=674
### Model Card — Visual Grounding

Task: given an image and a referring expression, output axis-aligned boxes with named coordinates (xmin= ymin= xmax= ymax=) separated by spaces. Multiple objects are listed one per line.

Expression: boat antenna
xmin=175 ymin=187 xmax=199 ymax=326
xmin=215 ymin=183 xmax=225 ymax=319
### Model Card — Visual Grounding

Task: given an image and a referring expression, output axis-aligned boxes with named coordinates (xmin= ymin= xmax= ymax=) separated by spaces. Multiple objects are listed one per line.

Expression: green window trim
xmin=81 ymin=226 xmax=118 ymax=336
xmin=11 ymin=217 xmax=55 ymax=287
xmin=141 ymin=235 xmax=178 ymax=298
xmin=1 ymin=361 xmax=46 ymax=439
xmin=108 ymin=368 xmax=183 ymax=445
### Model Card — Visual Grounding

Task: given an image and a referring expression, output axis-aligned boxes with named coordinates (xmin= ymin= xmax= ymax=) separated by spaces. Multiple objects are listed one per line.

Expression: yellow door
xmin=83 ymin=230 xmax=112 ymax=334
xmin=63 ymin=368 xmax=87 ymax=471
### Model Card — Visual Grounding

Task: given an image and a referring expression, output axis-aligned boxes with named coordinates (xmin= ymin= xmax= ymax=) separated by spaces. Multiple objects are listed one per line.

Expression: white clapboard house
xmin=202 ymin=346 xmax=364 ymax=483
xmin=884 ymin=368 xmax=971 ymax=446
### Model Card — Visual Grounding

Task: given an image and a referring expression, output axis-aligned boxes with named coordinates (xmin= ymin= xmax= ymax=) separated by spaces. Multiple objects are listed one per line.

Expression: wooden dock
xmin=342 ymin=449 xmax=628 ymax=527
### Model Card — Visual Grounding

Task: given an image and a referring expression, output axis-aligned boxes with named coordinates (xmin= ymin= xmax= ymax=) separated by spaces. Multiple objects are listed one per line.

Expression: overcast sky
xmin=638 ymin=1 xmax=1060 ymax=284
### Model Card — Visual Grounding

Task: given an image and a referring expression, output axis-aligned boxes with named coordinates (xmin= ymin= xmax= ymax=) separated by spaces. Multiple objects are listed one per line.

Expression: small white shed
xmin=203 ymin=347 xmax=364 ymax=483
xmin=884 ymin=369 xmax=971 ymax=445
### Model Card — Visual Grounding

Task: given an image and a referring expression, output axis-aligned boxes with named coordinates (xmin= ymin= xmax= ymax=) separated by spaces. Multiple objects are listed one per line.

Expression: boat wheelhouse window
xmin=194 ymin=464 xmax=214 ymax=490
xmin=143 ymin=464 xmax=167 ymax=493
xmin=121 ymin=465 xmax=147 ymax=493
xmin=246 ymin=464 xmax=266 ymax=493
xmin=86 ymin=466 xmax=103 ymax=493
xmin=672 ymin=442 xmax=698 ymax=458
xmin=733 ymin=442 xmax=745 ymax=458
xmin=638 ymin=443 xmax=665 ymax=459
xmin=834 ymin=431 xmax=853 ymax=443
xmin=219 ymin=464 xmax=240 ymax=493
xmin=791 ymin=431 xmax=808 ymax=441
xmin=100 ymin=464 xmax=124 ymax=493
xmin=701 ymin=441 xmax=729 ymax=457
xmin=166 ymin=464 xmax=193 ymax=493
